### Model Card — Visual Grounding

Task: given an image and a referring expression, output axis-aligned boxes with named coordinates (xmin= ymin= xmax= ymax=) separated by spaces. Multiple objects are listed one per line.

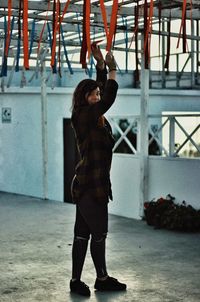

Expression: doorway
xmin=63 ymin=118 xmax=79 ymax=203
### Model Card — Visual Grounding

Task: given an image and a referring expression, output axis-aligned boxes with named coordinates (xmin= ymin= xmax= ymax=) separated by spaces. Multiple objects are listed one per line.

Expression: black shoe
xmin=94 ymin=276 xmax=127 ymax=291
xmin=70 ymin=279 xmax=91 ymax=296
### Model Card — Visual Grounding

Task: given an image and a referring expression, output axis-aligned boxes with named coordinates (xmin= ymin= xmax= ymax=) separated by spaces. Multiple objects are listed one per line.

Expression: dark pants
xmin=72 ymin=193 xmax=108 ymax=280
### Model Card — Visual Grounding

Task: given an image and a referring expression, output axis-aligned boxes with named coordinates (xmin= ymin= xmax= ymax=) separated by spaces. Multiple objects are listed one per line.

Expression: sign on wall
xmin=2 ymin=107 xmax=12 ymax=123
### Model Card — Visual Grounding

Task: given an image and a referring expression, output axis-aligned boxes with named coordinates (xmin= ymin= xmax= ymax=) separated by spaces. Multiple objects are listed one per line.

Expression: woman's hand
xmin=105 ymin=52 xmax=117 ymax=72
xmin=105 ymin=52 xmax=117 ymax=80
xmin=91 ymin=42 xmax=105 ymax=70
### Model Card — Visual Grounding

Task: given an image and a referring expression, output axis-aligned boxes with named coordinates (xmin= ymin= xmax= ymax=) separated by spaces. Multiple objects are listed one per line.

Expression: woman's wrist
xmin=96 ymin=59 xmax=105 ymax=70
xmin=108 ymin=67 xmax=117 ymax=72
xmin=108 ymin=69 xmax=116 ymax=80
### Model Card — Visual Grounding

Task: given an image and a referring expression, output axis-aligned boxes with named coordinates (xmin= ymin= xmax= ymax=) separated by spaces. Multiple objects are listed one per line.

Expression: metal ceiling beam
xmin=0 ymin=0 xmax=101 ymax=14
xmin=1 ymin=0 xmax=200 ymax=20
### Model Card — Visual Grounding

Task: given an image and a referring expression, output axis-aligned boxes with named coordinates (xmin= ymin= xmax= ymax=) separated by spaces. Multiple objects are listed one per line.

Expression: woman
xmin=70 ymin=44 xmax=127 ymax=297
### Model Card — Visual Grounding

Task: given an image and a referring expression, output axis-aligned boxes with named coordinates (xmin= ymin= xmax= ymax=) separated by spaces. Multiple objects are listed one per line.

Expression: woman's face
xmin=86 ymin=87 xmax=101 ymax=105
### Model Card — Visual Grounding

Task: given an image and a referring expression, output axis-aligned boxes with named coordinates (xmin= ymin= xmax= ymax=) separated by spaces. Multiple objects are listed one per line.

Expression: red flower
xmin=144 ymin=202 xmax=150 ymax=209
xmin=158 ymin=197 xmax=165 ymax=204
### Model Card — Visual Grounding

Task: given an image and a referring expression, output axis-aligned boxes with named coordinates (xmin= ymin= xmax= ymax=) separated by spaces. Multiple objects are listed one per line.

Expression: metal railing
xmin=108 ymin=114 xmax=200 ymax=158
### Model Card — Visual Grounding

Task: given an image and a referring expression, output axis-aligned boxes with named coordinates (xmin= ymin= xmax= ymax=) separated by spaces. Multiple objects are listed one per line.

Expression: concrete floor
xmin=0 ymin=192 xmax=200 ymax=302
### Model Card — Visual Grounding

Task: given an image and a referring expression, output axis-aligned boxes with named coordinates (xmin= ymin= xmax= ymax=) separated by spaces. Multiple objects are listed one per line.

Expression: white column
xmin=41 ymin=57 xmax=48 ymax=199
xmin=139 ymin=46 xmax=149 ymax=217
xmin=169 ymin=116 xmax=175 ymax=157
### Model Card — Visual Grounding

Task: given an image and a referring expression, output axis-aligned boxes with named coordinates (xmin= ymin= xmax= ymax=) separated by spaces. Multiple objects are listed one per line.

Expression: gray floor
xmin=0 ymin=192 xmax=200 ymax=302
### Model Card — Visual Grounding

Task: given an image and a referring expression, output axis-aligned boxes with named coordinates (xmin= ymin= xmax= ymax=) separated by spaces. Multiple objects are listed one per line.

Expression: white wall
xmin=0 ymin=87 xmax=200 ymax=219
xmin=148 ymin=157 xmax=200 ymax=209
xmin=0 ymin=90 xmax=43 ymax=197
xmin=0 ymin=87 xmax=74 ymax=201
xmin=109 ymin=155 xmax=141 ymax=219
xmin=109 ymin=155 xmax=200 ymax=219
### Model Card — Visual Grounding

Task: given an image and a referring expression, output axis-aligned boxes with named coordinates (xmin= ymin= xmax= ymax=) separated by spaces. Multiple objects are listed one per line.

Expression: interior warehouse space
xmin=0 ymin=1 xmax=200 ymax=301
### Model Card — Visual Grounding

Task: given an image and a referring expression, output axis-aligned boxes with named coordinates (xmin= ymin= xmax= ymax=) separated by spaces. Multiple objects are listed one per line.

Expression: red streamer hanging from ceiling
xmin=80 ymin=0 xmax=91 ymax=68
xmin=106 ymin=0 xmax=118 ymax=51
xmin=144 ymin=0 xmax=154 ymax=68
xmin=164 ymin=8 xmax=171 ymax=70
xmin=80 ymin=0 xmax=88 ymax=68
xmin=50 ymin=0 xmax=71 ymax=69
xmin=133 ymin=0 xmax=139 ymax=86
xmin=99 ymin=0 xmax=118 ymax=52
xmin=60 ymin=0 xmax=71 ymax=24
xmin=81 ymin=0 xmax=119 ymax=68
xmin=4 ymin=0 xmax=195 ymax=74
xmin=177 ymin=0 xmax=187 ymax=52
xmin=58 ymin=0 xmax=62 ymax=77
xmin=99 ymin=0 xmax=109 ymax=38
xmin=81 ymin=0 xmax=118 ymax=67
xmin=51 ymin=0 xmax=59 ymax=68
xmin=23 ymin=0 xmax=29 ymax=69
xmin=143 ymin=0 xmax=148 ymax=69
xmin=5 ymin=0 xmax=12 ymax=57
xmin=37 ymin=0 xmax=51 ymax=54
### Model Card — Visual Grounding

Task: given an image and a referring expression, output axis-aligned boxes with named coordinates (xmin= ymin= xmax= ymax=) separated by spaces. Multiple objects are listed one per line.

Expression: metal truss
xmin=0 ymin=0 xmax=200 ymax=80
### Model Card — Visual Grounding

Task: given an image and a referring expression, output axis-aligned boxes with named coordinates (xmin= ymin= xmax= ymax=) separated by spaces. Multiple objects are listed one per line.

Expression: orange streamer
xmin=23 ymin=0 xmax=29 ymax=69
xmin=106 ymin=0 xmax=118 ymax=51
xmin=99 ymin=0 xmax=109 ymax=38
xmin=59 ymin=0 xmax=71 ymax=25
xmin=50 ymin=0 xmax=71 ymax=67
xmin=5 ymin=0 xmax=12 ymax=57
xmin=80 ymin=0 xmax=87 ymax=68
xmin=144 ymin=0 xmax=154 ymax=54
xmin=37 ymin=0 xmax=51 ymax=54
xmin=177 ymin=0 xmax=187 ymax=49
xmin=99 ymin=0 xmax=118 ymax=51
xmin=39 ymin=0 xmax=71 ymax=56
xmin=51 ymin=0 xmax=59 ymax=68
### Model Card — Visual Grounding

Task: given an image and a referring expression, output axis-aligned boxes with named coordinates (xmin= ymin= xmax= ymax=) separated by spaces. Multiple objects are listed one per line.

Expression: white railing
xmin=108 ymin=114 xmax=200 ymax=158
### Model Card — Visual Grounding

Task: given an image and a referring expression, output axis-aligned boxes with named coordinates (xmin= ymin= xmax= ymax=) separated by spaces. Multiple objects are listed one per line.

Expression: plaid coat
xmin=71 ymin=67 xmax=118 ymax=203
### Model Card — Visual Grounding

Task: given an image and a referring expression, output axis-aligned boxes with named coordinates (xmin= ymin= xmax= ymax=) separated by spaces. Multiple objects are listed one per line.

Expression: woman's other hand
xmin=105 ymin=52 xmax=117 ymax=72
xmin=91 ymin=42 xmax=105 ymax=70
xmin=105 ymin=52 xmax=117 ymax=80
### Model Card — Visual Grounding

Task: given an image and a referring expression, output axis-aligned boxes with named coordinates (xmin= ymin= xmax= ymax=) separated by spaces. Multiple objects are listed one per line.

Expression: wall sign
xmin=2 ymin=107 xmax=12 ymax=123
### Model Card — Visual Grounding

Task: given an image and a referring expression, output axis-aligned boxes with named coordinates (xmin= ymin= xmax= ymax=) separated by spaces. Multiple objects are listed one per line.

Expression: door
xmin=63 ymin=118 xmax=79 ymax=203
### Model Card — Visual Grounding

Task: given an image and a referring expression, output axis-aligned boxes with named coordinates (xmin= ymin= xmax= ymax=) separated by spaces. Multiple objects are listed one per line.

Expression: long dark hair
xmin=72 ymin=79 xmax=98 ymax=112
